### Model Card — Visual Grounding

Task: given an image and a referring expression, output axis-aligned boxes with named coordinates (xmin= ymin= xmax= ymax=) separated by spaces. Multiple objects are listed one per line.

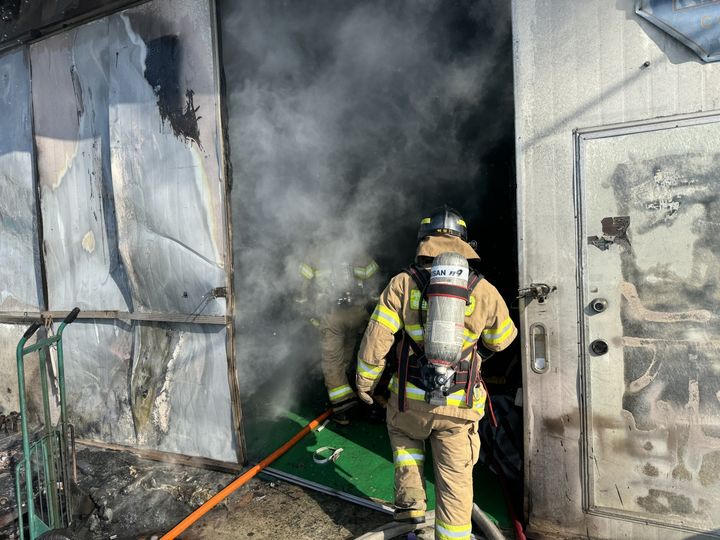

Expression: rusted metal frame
xmin=0 ymin=0 xmax=151 ymax=55
xmin=76 ymin=439 xmax=244 ymax=474
xmin=211 ymin=0 xmax=247 ymax=465
xmin=0 ymin=311 xmax=228 ymax=325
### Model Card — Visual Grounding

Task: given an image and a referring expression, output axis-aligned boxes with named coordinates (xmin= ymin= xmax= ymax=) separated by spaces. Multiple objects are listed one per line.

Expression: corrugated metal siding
xmin=513 ymin=0 xmax=720 ymax=538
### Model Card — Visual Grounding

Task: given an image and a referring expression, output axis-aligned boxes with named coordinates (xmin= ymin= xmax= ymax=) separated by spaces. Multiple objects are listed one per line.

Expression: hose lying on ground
xmin=353 ymin=511 xmax=435 ymax=540
xmin=160 ymin=408 xmax=333 ymax=540
xmin=354 ymin=504 xmax=505 ymax=540
xmin=472 ymin=503 xmax=506 ymax=540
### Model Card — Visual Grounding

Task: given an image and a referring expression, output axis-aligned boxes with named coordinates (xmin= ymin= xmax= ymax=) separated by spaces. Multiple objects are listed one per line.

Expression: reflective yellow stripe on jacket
xmin=405 ymin=324 xmax=424 ymax=343
xmin=409 ymin=290 xmax=428 ymax=311
xmin=462 ymin=328 xmax=480 ymax=349
xmin=481 ymin=316 xmax=514 ymax=345
xmin=370 ymin=304 xmax=402 ymax=333
xmin=328 ymin=384 xmax=353 ymax=403
xmin=299 ymin=263 xmax=315 ymax=280
xmin=389 ymin=375 xmax=484 ymax=411
xmin=357 ymin=357 xmax=383 ymax=380
xmin=353 ymin=260 xmax=379 ymax=280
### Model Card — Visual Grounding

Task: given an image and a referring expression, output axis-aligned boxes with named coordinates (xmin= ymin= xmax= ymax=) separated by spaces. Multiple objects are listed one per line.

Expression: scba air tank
xmin=424 ymin=252 xmax=469 ymax=368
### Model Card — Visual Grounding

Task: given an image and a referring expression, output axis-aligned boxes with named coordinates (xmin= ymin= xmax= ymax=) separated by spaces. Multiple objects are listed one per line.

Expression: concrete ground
xmin=70 ymin=446 xmax=391 ymax=540
xmin=187 ymin=477 xmax=391 ymax=539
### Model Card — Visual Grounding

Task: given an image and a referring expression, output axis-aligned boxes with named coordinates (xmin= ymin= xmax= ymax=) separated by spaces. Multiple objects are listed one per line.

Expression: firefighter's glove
xmin=357 ymin=390 xmax=374 ymax=406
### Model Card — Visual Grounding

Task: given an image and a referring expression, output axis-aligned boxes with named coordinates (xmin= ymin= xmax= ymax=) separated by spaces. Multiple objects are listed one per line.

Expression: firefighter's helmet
xmin=417 ymin=205 xmax=467 ymax=241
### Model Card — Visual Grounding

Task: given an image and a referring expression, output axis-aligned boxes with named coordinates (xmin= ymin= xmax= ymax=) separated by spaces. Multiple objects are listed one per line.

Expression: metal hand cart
xmin=14 ymin=308 xmax=80 ymax=540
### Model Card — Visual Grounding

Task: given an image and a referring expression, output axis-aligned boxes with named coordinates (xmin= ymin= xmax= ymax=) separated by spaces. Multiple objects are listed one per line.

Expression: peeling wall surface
xmin=513 ymin=0 xmax=720 ymax=538
xmin=0 ymin=0 xmax=236 ymax=463
xmin=109 ymin=0 xmax=226 ymax=316
xmin=0 ymin=49 xmax=43 ymax=312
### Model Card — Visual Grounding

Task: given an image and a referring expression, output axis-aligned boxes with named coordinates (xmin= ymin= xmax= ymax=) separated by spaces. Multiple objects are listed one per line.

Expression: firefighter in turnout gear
xmin=297 ymin=246 xmax=381 ymax=425
xmin=355 ymin=206 xmax=517 ymax=539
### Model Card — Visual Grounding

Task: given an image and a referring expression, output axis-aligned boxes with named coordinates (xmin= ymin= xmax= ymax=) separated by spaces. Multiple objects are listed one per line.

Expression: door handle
xmin=530 ymin=323 xmax=549 ymax=373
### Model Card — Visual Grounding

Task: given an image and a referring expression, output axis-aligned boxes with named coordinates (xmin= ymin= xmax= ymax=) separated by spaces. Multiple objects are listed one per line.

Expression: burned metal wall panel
xmin=0 ymin=49 xmax=43 ymax=312
xmin=513 ymin=0 xmax=720 ymax=538
xmin=29 ymin=0 xmax=226 ymax=317
xmin=31 ymin=21 xmax=132 ymax=312
xmin=128 ymin=322 xmax=234 ymax=460
xmin=62 ymin=321 xmax=235 ymax=461
xmin=108 ymin=0 xmax=226 ymax=316
xmin=0 ymin=324 xmax=29 ymax=413
xmin=61 ymin=320 xmax=136 ymax=444
xmin=14 ymin=0 xmax=239 ymax=463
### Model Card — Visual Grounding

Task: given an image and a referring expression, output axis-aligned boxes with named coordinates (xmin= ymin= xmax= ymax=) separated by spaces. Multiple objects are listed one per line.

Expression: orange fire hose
xmin=161 ymin=408 xmax=333 ymax=539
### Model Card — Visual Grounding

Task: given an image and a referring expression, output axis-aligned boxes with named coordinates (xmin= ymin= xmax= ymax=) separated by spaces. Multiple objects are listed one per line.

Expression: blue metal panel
xmin=637 ymin=0 xmax=720 ymax=62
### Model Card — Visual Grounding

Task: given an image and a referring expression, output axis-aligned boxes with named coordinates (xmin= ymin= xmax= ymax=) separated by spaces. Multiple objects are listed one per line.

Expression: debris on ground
xmin=66 ymin=446 xmax=389 ymax=539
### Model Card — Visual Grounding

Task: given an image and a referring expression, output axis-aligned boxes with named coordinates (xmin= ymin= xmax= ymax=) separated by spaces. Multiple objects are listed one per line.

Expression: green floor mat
xmin=244 ymin=394 xmax=510 ymax=530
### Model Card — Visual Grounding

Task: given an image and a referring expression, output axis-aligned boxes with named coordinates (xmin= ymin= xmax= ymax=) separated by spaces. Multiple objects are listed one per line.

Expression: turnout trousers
xmin=319 ymin=305 xmax=369 ymax=409
xmin=387 ymin=396 xmax=481 ymax=540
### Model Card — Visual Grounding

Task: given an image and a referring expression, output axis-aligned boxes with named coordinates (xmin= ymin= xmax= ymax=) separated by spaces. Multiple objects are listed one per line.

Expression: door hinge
xmin=517 ymin=283 xmax=556 ymax=304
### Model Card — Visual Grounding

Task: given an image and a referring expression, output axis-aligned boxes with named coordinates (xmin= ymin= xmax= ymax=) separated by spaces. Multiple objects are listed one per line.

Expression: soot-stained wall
xmin=0 ymin=0 xmax=238 ymax=463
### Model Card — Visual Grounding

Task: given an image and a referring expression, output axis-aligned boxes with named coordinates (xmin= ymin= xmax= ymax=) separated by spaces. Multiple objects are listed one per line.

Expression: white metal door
xmin=576 ymin=114 xmax=720 ymax=536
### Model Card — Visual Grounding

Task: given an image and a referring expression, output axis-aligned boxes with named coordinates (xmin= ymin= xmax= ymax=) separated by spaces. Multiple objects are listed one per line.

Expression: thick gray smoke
xmin=218 ymin=0 xmax=513 ymax=410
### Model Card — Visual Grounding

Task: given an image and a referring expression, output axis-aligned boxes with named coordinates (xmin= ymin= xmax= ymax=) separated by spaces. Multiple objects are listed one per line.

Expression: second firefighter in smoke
xmin=296 ymin=242 xmax=381 ymax=425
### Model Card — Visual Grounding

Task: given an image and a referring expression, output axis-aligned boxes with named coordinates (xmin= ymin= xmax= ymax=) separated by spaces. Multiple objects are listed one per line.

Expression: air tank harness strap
xmin=397 ymin=333 xmax=422 ymax=412
xmin=405 ymin=263 xmax=482 ymax=306
xmin=426 ymin=282 xmax=469 ymax=302
xmin=397 ymin=263 xmax=484 ymax=412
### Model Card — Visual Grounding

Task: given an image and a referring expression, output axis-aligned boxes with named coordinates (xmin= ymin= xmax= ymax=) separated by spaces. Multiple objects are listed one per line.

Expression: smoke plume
xmin=217 ymin=0 xmax=515 ymax=408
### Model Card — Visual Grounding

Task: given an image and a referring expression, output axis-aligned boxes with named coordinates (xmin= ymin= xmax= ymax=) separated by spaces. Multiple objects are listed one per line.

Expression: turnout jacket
xmin=355 ymin=235 xmax=517 ymax=421
xmin=297 ymin=248 xmax=380 ymax=313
